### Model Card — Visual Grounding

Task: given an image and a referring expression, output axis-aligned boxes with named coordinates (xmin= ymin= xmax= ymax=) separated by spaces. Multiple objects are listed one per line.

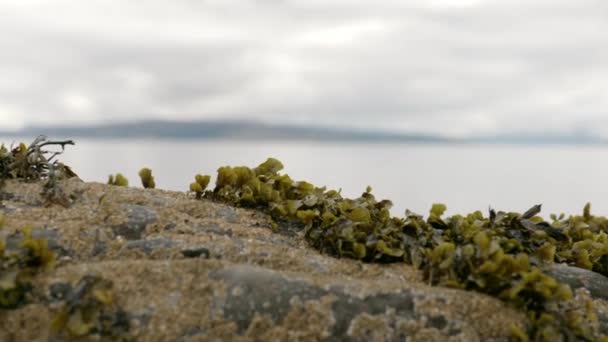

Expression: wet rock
xmin=210 ymin=265 xmax=328 ymax=332
xmin=601 ymin=314 xmax=608 ymax=335
xmin=194 ymin=223 xmax=233 ymax=237
xmin=209 ymin=265 xmax=470 ymax=340
xmin=215 ymin=207 xmax=239 ymax=223
xmin=122 ymin=238 xmax=176 ymax=254
xmin=113 ymin=204 xmax=158 ymax=240
xmin=1 ymin=227 xmax=72 ymax=257
xmin=547 ymin=263 xmax=608 ymax=300
xmin=0 ymin=191 xmax=15 ymax=201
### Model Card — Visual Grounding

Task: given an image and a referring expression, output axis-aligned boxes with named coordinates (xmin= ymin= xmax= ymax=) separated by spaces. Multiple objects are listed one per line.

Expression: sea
xmin=4 ymin=137 xmax=608 ymax=218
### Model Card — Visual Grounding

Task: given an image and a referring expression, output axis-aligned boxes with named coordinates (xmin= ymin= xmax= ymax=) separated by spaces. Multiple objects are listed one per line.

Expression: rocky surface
xmin=0 ymin=178 xmax=607 ymax=341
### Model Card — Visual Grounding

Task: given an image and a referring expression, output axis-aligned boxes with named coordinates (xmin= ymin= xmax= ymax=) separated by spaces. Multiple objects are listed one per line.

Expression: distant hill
xmin=470 ymin=132 xmax=605 ymax=145
xmin=0 ymin=120 xmax=448 ymax=143
xmin=1 ymin=120 xmax=604 ymax=145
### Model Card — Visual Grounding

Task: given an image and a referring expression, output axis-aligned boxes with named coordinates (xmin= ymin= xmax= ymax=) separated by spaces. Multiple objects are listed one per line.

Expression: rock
xmin=1 ymin=227 xmax=72 ymax=257
xmin=112 ymin=204 xmax=158 ymax=240
xmin=194 ymin=223 xmax=233 ymax=237
xmin=208 ymin=265 xmax=515 ymax=340
xmin=0 ymin=179 xmax=604 ymax=341
xmin=122 ymin=238 xmax=176 ymax=254
xmin=215 ymin=207 xmax=239 ymax=223
xmin=0 ymin=191 xmax=15 ymax=201
xmin=547 ymin=263 xmax=608 ymax=300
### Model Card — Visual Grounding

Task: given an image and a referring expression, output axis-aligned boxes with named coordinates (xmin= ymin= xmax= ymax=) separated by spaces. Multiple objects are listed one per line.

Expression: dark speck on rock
xmin=181 ymin=247 xmax=210 ymax=259
xmin=49 ymin=282 xmax=73 ymax=301
xmin=195 ymin=223 xmax=233 ymax=237
xmin=164 ymin=223 xmax=177 ymax=231
xmin=427 ymin=315 xmax=448 ymax=330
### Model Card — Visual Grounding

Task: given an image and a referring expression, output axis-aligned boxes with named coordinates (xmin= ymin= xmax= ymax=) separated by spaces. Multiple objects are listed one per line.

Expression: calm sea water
xmin=6 ymin=138 xmax=608 ymax=217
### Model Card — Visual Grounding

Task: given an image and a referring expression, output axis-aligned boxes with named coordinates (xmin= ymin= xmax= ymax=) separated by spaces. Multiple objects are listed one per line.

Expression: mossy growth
xmin=0 ymin=222 xmax=56 ymax=309
xmin=189 ymin=174 xmax=210 ymax=199
xmin=138 ymin=168 xmax=155 ymax=189
xmin=51 ymin=274 xmax=131 ymax=340
xmin=197 ymin=157 xmax=608 ymax=341
xmin=108 ymin=173 xmax=129 ymax=187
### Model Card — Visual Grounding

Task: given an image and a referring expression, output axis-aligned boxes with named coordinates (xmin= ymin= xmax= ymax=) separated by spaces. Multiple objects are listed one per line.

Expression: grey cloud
xmin=0 ymin=0 xmax=607 ymax=136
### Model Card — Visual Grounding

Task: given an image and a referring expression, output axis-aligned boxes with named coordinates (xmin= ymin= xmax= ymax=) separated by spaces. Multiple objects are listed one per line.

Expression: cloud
xmin=0 ymin=0 xmax=606 ymax=137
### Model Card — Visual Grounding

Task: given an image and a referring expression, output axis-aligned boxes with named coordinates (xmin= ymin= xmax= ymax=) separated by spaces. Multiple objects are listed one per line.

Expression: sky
xmin=0 ymin=0 xmax=607 ymax=137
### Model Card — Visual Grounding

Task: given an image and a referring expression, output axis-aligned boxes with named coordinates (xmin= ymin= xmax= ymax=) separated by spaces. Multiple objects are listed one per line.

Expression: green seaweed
xmin=0 ymin=136 xmax=76 ymax=187
xmin=108 ymin=173 xmax=129 ymax=187
xmin=51 ymin=275 xmax=131 ymax=340
xmin=189 ymin=174 xmax=211 ymax=199
xmin=0 ymin=224 xmax=56 ymax=309
xmin=138 ymin=168 xmax=155 ymax=189
xmin=197 ymin=157 xmax=608 ymax=341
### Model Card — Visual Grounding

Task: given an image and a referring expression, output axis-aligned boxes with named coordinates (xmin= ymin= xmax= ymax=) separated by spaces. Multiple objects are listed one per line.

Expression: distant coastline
xmin=0 ymin=120 xmax=448 ymax=143
xmin=0 ymin=119 xmax=604 ymax=145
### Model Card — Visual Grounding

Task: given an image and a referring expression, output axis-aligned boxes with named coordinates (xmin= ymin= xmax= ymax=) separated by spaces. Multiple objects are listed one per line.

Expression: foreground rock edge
xmin=0 ymin=179 xmax=606 ymax=341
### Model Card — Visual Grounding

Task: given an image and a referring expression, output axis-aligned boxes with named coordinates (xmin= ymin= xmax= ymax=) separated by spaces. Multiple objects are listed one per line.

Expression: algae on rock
xmin=51 ymin=274 xmax=131 ymax=340
xmin=0 ymin=136 xmax=76 ymax=185
xmin=0 ymin=223 xmax=56 ymax=309
xmin=138 ymin=168 xmax=155 ymax=189
xmin=108 ymin=173 xmax=129 ymax=187
xmin=198 ymin=157 xmax=608 ymax=341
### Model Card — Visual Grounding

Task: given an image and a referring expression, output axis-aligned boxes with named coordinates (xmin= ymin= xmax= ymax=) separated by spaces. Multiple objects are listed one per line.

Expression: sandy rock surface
xmin=1 ymin=178 xmax=606 ymax=341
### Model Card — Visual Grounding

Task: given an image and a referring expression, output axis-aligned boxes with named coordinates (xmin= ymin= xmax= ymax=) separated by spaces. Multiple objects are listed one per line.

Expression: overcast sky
xmin=0 ymin=0 xmax=607 ymax=137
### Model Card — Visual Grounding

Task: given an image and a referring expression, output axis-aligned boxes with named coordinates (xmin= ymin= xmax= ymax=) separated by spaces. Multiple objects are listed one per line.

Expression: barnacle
xmin=200 ymin=158 xmax=608 ymax=340
xmin=108 ymin=173 xmax=129 ymax=187
xmin=138 ymin=168 xmax=155 ymax=189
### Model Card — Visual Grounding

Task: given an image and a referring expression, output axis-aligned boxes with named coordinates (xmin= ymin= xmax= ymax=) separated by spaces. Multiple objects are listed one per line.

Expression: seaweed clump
xmin=0 ymin=136 xmax=77 ymax=206
xmin=0 ymin=221 xmax=56 ymax=309
xmin=189 ymin=174 xmax=210 ymax=199
xmin=108 ymin=173 xmax=129 ymax=187
xmin=51 ymin=275 xmax=131 ymax=340
xmin=198 ymin=158 xmax=608 ymax=341
xmin=138 ymin=168 xmax=155 ymax=189
xmin=0 ymin=136 xmax=76 ymax=185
